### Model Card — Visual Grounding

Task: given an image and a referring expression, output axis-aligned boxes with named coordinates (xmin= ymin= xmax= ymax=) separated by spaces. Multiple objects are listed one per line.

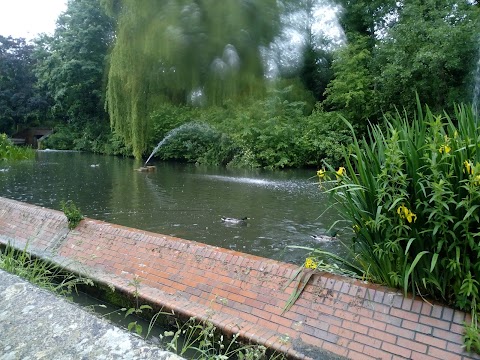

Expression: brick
xmin=385 ymin=323 xmax=415 ymax=340
xmin=363 ymin=345 xmax=393 ymax=360
xmin=354 ymin=333 xmax=382 ymax=349
xmin=415 ymin=333 xmax=448 ymax=349
xmin=390 ymin=307 xmax=420 ymax=322
xmin=428 ymin=346 xmax=462 ymax=360
xmin=360 ymin=316 xmax=388 ymax=331
xmin=299 ymin=333 xmax=324 ymax=349
xmin=453 ymin=310 xmax=467 ymax=324
xmin=347 ymin=350 xmax=374 ymax=360
xmin=342 ymin=319 xmax=369 ymax=335
xmin=410 ymin=352 xmax=439 ymax=360
xmin=403 ymin=319 xmax=433 ymax=335
xmin=368 ymin=327 xmax=396 ymax=344
xmin=397 ymin=336 xmax=428 ymax=354
xmin=381 ymin=341 xmax=412 ymax=358
xmin=420 ymin=315 xmax=451 ymax=330
xmin=433 ymin=328 xmax=464 ymax=345
xmin=322 ymin=341 xmax=349 ymax=357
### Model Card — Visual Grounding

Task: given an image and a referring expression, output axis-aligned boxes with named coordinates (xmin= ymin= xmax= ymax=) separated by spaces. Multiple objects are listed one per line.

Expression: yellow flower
xmin=397 ymin=205 xmax=417 ymax=223
xmin=464 ymin=160 xmax=473 ymax=175
xmin=353 ymin=224 xmax=360 ymax=233
xmin=439 ymin=145 xmax=451 ymax=154
xmin=335 ymin=167 xmax=346 ymax=180
xmin=317 ymin=169 xmax=326 ymax=179
xmin=454 ymin=131 xmax=459 ymax=139
xmin=305 ymin=257 xmax=318 ymax=269
xmin=406 ymin=212 xmax=417 ymax=223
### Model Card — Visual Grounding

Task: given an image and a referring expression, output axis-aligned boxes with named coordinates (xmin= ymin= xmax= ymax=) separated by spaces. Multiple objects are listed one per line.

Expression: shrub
xmin=155 ymin=122 xmax=237 ymax=166
xmin=60 ymin=200 xmax=84 ymax=230
xmin=41 ymin=126 xmax=76 ymax=150
xmin=0 ymin=133 xmax=35 ymax=160
xmin=323 ymin=101 xmax=480 ymax=352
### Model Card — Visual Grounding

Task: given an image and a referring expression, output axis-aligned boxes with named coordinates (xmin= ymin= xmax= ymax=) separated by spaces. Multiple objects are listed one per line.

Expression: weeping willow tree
xmin=102 ymin=0 xmax=280 ymax=158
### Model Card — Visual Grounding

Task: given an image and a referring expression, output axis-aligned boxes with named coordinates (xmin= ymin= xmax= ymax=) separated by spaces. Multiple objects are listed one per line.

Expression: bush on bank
xmin=0 ymin=133 xmax=35 ymax=160
xmin=321 ymin=101 xmax=480 ymax=352
xmin=148 ymin=95 xmax=352 ymax=169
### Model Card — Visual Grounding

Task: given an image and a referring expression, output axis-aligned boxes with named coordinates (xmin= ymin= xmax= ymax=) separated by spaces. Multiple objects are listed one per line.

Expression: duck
xmin=311 ymin=230 xmax=338 ymax=243
xmin=221 ymin=216 xmax=248 ymax=224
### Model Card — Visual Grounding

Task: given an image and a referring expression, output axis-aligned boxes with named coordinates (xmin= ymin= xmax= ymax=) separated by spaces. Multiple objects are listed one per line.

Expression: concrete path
xmin=0 ymin=270 xmax=183 ymax=360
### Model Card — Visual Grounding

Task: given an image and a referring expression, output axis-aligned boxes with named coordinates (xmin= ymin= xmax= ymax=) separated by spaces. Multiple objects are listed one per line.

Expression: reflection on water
xmin=0 ymin=152 xmax=348 ymax=264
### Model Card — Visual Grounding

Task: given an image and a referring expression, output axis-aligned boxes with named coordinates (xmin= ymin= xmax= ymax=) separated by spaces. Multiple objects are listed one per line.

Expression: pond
xmin=0 ymin=151 xmax=347 ymax=264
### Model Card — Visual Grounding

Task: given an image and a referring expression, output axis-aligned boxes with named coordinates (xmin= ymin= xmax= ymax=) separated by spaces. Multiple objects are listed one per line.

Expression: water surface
xmin=0 ymin=151 xmax=346 ymax=264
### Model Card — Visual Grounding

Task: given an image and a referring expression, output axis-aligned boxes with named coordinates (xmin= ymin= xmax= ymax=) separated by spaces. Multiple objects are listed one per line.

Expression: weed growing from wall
xmin=60 ymin=200 xmax=84 ymax=230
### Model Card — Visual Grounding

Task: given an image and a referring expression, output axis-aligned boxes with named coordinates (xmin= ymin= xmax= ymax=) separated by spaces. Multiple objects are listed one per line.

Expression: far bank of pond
xmin=0 ymin=151 xmax=345 ymax=264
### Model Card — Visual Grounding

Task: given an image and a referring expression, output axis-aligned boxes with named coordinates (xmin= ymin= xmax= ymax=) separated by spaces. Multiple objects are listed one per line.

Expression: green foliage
xmin=323 ymin=101 xmax=480 ymax=352
xmin=60 ymin=200 xmax=84 ymax=230
xmin=41 ymin=126 xmax=76 ymax=150
xmin=336 ymin=0 xmax=398 ymax=40
xmin=323 ymin=35 xmax=377 ymax=125
xmin=34 ymin=0 xmax=113 ymax=127
xmin=104 ymin=0 xmax=281 ymax=159
xmin=154 ymin=122 xmax=237 ymax=167
xmin=0 ymin=242 xmax=93 ymax=295
xmin=373 ymin=0 xmax=480 ymax=114
xmin=0 ymin=36 xmax=46 ymax=134
xmin=0 ymin=133 xmax=35 ymax=160
xmin=162 ymin=316 xmax=285 ymax=359
xmin=146 ymin=90 xmax=353 ymax=169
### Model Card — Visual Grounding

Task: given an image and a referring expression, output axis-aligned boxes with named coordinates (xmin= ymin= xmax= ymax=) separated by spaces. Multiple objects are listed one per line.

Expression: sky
xmin=0 ymin=0 xmax=67 ymax=40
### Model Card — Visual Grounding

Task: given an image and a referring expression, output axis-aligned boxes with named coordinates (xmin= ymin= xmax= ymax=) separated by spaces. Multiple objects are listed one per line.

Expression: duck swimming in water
xmin=311 ymin=230 xmax=338 ymax=243
xmin=221 ymin=216 xmax=248 ymax=224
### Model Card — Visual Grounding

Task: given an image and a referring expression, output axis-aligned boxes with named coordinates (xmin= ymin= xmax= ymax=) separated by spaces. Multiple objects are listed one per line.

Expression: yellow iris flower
xmin=335 ymin=167 xmax=346 ymax=180
xmin=439 ymin=145 xmax=451 ymax=154
xmin=397 ymin=205 xmax=417 ymax=223
xmin=305 ymin=257 xmax=318 ymax=269
xmin=464 ymin=160 xmax=473 ymax=175
xmin=317 ymin=169 xmax=326 ymax=179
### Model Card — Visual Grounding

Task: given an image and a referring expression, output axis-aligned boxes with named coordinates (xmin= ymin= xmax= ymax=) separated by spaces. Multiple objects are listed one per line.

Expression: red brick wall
xmin=0 ymin=197 xmax=478 ymax=360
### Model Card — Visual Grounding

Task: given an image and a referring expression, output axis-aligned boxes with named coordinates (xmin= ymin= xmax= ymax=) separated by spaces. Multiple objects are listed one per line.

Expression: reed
xmin=318 ymin=99 xmax=480 ymax=352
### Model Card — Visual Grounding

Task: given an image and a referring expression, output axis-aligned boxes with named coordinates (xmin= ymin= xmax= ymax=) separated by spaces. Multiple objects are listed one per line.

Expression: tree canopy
xmin=104 ymin=0 xmax=281 ymax=158
xmin=34 ymin=0 xmax=114 ymax=127
xmin=0 ymin=36 xmax=43 ymax=134
xmin=1 ymin=0 xmax=479 ymax=166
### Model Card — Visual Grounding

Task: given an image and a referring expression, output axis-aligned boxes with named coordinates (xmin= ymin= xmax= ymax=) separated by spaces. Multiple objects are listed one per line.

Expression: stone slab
xmin=0 ymin=270 xmax=183 ymax=360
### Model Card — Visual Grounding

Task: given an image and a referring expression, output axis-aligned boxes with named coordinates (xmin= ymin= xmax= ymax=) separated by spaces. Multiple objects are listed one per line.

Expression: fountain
xmin=137 ymin=122 xmax=207 ymax=171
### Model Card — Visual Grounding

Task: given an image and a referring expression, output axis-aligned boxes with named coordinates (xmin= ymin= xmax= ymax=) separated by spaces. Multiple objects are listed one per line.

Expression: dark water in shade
xmin=0 ymin=151 xmax=348 ymax=264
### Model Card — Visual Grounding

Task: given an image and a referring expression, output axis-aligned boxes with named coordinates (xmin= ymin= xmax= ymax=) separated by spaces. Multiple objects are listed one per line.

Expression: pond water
xmin=0 ymin=151 xmax=347 ymax=264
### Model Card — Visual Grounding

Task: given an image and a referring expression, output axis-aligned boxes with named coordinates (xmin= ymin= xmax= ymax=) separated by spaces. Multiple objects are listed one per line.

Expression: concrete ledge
xmin=0 ymin=196 xmax=478 ymax=360
xmin=0 ymin=270 xmax=183 ymax=360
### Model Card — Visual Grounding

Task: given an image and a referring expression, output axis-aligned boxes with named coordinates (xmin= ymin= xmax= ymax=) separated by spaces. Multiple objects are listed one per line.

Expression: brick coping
xmin=0 ymin=196 xmax=478 ymax=360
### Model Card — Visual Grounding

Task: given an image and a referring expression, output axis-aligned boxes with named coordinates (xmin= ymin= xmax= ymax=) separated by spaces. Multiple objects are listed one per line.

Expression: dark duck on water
xmin=311 ymin=230 xmax=338 ymax=243
xmin=221 ymin=216 xmax=248 ymax=225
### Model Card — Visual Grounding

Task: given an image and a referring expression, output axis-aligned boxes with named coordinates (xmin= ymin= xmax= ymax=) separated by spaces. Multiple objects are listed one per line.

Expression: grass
xmin=0 ymin=242 xmax=93 ymax=295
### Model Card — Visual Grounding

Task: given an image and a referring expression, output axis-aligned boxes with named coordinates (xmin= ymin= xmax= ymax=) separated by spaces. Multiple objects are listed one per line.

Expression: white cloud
xmin=0 ymin=0 xmax=67 ymax=40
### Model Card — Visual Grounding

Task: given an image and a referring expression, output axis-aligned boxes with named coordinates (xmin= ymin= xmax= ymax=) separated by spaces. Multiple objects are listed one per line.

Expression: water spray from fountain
xmin=143 ymin=122 xmax=209 ymax=167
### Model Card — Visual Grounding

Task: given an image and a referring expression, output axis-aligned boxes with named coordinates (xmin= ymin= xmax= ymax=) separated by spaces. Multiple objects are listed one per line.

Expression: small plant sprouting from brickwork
xmin=121 ymin=275 xmax=152 ymax=336
xmin=60 ymin=200 xmax=84 ymax=230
